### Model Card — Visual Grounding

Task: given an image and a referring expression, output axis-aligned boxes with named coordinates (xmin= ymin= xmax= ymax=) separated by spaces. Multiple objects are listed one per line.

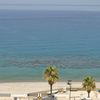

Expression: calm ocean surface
xmin=0 ymin=10 xmax=100 ymax=82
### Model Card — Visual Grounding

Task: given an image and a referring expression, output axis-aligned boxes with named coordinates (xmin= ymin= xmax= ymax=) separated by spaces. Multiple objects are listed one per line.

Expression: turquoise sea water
xmin=0 ymin=10 xmax=100 ymax=82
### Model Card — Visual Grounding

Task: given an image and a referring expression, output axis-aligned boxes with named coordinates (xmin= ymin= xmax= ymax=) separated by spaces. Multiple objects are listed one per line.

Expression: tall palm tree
xmin=82 ymin=76 xmax=96 ymax=98
xmin=44 ymin=65 xmax=59 ymax=95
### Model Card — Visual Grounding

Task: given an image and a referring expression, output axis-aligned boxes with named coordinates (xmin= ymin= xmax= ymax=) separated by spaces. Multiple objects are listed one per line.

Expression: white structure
xmin=54 ymin=93 xmax=68 ymax=100
xmin=11 ymin=93 xmax=28 ymax=100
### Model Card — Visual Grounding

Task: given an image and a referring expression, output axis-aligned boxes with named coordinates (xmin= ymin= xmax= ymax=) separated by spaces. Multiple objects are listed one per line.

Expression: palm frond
xmin=44 ymin=65 xmax=59 ymax=85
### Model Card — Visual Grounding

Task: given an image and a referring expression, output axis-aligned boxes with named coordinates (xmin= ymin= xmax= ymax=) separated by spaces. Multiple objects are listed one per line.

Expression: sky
xmin=0 ymin=0 xmax=100 ymax=11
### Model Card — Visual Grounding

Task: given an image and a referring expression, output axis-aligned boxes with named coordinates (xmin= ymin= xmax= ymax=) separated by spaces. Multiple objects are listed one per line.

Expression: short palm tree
xmin=82 ymin=76 xmax=96 ymax=98
xmin=44 ymin=65 xmax=59 ymax=95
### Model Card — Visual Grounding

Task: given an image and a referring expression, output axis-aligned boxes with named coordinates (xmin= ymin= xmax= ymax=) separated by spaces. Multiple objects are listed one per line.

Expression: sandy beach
xmin=0 ymin=82 xmax=100 ymax=93
xmin=0 ymin=82 xmax=88 ymax=93
xmin=0 ymin=82 xmax=99 ymax=100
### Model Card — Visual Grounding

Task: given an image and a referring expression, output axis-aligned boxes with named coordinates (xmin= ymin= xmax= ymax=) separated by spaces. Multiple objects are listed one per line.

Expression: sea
xmin=0 ymin=10 xmax=100 ymax=82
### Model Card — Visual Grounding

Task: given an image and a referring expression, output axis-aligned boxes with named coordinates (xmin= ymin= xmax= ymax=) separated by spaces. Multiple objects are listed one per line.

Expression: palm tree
xmin=82 ymin=76 xmax=96 ymax=98
xmin=44 ymin=65 xmax=59 ymax=95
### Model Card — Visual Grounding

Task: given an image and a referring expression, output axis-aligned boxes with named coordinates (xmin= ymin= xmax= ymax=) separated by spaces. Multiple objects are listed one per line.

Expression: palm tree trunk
xmin=50 ymin=84 xmax=52 ymax=95
xmin=88 ymin=91 xmax=90 ymax=98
